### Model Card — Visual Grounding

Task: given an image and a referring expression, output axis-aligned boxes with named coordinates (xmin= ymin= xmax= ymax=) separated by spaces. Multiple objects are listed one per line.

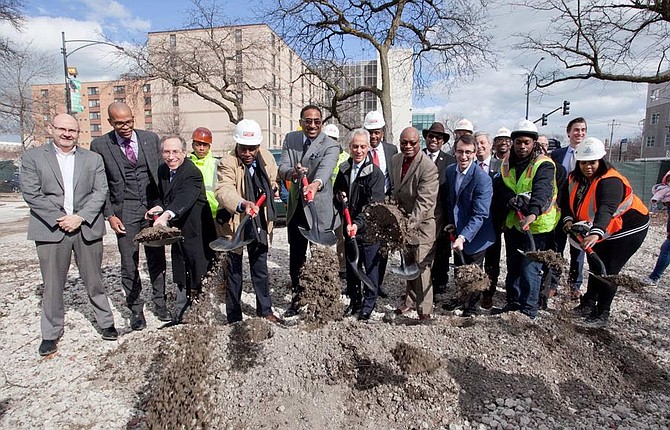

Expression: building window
xmin=144 ymin=96 xmax=151 ymax=106
xmin=113 ymin=85 xmax=125 ymax=94
xmin=144 ymin=109 xmax=152 ymax=117
xmin=651 ymin=112 xmax=660 ymax=124
xmin=272 ymin=93 xmax=277 ymax=108
xmin=666 ymin=134 xmax=670 ymax=146
xmin=272 ymin=113 xmax=277 ymax=126
xmin=236 ymin=50 xmax=242 ymax=63
xmin=40 ymin=89 xmax=48 ymax=97
xmin=143 ymin=84 xmax=151 ymax=93
xmin=89 ymin=112 xmax=101 ymax=120
xmin=237 ymin=91 xmax=243 ymax=104
xmin=273 ymin=133 xmax=277 ymax=148
xmin=651 ymin=88 xmax=660 ymax=101
xmin=88 ymin=87 xmax=99 ymax=96
xmin=170 ymin=34 xmax=176 ymax=47
xmin=172 ymin=94 xmax=179 ymax=106
xmin=146 ymin=123 xmax=152 ymax=131
xmin=91 ymin=124 xmax=101 ymax=132
xmin=114 ymin=97 xmax=125 ymax=103
xmin=89 ymin=99 xmax=100 ymax=108
xmin=235 ymin=29 xmax=242 ymax=42
xmin=646 ymin=136 xmax=655 ymax=147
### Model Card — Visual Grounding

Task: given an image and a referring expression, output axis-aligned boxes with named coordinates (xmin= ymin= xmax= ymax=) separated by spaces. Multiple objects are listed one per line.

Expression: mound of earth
xmin=133 ymin=225 xmax=182 ymax=245
xmin=297 ymin=246 xmax=343 ymax=324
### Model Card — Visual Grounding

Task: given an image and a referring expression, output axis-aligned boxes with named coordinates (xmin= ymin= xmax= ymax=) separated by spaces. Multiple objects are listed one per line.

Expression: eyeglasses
xmin=426 ymin=133 xmax=443 ymax=140
xmin=399 ymin=139 xmax=419 ymax=146
xmin=455 ymin=150 xmax=475 ymax=156
xmin=52 ymin=125 xmax=79 ymax=135
xmin=301 ymin=118 xmax=322 ymax=126
xmin=112 ymin=119 xmax=134 ymax=128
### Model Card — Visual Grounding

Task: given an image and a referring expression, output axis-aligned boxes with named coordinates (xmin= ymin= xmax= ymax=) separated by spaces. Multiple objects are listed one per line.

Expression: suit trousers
xmin=118 ymin=199 xmax=166 ymax=313
xmin=430 ymin=233 xmax=451 ymax=290
xmin=483 ymin=230 xmax=503 ymax=296
xmin=402 ymin=241 xmax=436 ymax=315
xmin=287 ymin=207 xmax=309 ymax=292
xmin=345 ymin=240 xmax=382 ymax=313
xmin=226 ymin=241 xmax=273 ymax=323
xmin=36 ymin=233 xmax=114 ymax=340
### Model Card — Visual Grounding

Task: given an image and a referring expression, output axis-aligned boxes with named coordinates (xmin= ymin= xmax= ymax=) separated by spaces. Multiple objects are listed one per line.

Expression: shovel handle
xmin=301 ymin=176 xmax=314 ymax=202
xmin=515 ymin=210 xmax=530 ymax=231
xmin=249 ymin=194 xmax=267 ymax=217
xmin=343 ymin=207 xmax=355 ymax=238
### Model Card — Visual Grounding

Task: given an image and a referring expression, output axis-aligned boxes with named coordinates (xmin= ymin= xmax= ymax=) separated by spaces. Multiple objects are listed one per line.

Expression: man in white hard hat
xmin=215 ymin=119 xmax=283 ymax=324
xmin=278 ymin=105 xmax=341 ymax=316
xmin=493 ymin=127 xmax=512 ymax=160
xmin=453 ymin=119 xmax=474 ymax=140
xmin=493 ymin=119 xmax=559 ymax=319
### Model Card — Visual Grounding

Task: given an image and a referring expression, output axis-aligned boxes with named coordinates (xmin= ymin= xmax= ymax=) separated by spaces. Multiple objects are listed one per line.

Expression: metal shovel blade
xmin=345 ymin=237 xmax=375 ymax=289
xmin=299 ymin=200 xmax=337 ymax=246
xmin=391 ymin=250 xmax=420 ymax=280
xmin=209 ymin=213 xmax=253 ymax=251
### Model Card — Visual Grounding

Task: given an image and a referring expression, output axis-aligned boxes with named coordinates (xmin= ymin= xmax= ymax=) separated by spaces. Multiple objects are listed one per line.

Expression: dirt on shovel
xmin=363 ymin=202 xmax=411 ymax=253
xmin=599 ymin=274 xmax=648 ymax=293
xmin=134 ymin=225 xmax=182 ymax=245
xmin=297 ymin=246 xmax=343 ymax=325
xmin=391 ymin=341 xmax=441 ymax=374
xmin=525 ymin=250 xmax=566 ymax=274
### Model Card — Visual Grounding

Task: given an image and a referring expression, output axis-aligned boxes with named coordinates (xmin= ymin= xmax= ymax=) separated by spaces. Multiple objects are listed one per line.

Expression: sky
xmin=1 ymin=0 xmax=650 ymax=145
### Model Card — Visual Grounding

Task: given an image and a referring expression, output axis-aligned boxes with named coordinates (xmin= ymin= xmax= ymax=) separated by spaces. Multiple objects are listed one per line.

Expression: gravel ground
xmin=0 ymin=196 xmax=669 ymax=429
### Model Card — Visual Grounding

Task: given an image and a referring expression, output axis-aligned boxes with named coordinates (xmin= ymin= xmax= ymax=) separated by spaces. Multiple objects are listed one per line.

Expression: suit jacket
xmin=278 ymin=130 xmax=341 ymax=230
xmin=550 ymin=146 xmax=570 ymax=170
xmin=90 ymin=129 xmax=161 ymax=218
xmin=215 ymin=147 xmax=278 ymax=239
xmin=21 ymin=144 xmax=108 ymax=242
xmin=445 ymin=162 xmax=495 ymax=255
xmin=378 ymin=141 xmax=398 ymax=194
xmin=425 ymin=148 xmax=456 ymax=229
xmin=391 ymin=151 xmax=439 ymax=246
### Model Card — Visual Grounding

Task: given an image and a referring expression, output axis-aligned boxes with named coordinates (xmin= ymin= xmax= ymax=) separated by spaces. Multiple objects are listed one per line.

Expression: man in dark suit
xmin=445 ymin=134 xmax=495 ymax=315
xmin=278 ymin=105 xmax=341 ymax=316
xmin=392 ymin=127 xmax=439 ymax=321
xmin=550 ymin=117 xmax=588 ymax=299
xmin=422 ymin=122 xmax=455 ymax=294
xmin=21 ymin=114 xmax=117 ymax=356
xmin=474 ymin=132 xmax=504 ymax=309
xmin=90 ymin=102 xmax=167 ymax=330
xmin=147 ymin=135 xmax=215 ymax=321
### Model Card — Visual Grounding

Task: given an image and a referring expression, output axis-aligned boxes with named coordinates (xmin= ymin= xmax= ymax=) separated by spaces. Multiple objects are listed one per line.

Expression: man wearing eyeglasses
xmin=391 ymin=127 xmax=439 ymax=321
xmin=21 ymin=114 xmax=118 ymax=356
xmin=91 ymin=102 xmax=167 ymax=330
xmin=278 ymin=104 xmax=341 ymax=317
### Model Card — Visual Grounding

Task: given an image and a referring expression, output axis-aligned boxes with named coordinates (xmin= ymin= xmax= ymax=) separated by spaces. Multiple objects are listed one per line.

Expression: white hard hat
xmin=233 ymin=119 xmax=263 ymax=146
xmin=454 ymin=119 xmax=474 ymax=132
xmin=510 ymin=119 xmax=539 ymax=140
xmin=575 ymin=137 xmax=606 ymax=161
xmin=323 ymin=124 xmax=340 ymax=140
xmin=494 ymin=127 xmax=511 ymax=139
xmin=363 ymin=111 xmax=385 ymax=130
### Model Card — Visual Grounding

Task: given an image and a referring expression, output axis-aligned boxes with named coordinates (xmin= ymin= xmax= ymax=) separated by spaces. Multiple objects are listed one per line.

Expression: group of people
xmin=22 ymin=101 xmax=652 ymax=357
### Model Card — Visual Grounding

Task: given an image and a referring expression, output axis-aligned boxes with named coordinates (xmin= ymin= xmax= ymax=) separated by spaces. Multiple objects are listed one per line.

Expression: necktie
xmin=122 ymin=138 xmax=137 ymax=166
xmin=169 ymin=170 xmax=176 ymax=182
xmin=303 ymin=138 xmax=311 ymax=155
xmin=430 ymin=153 xmax=436 ymax=163
xmin=371 ymin=148 xmax=380 ymax=167
xmin=569 ymin=148 xmax=576 ymax=172
xmin=480 ymin=162 xmax=486 ymax=171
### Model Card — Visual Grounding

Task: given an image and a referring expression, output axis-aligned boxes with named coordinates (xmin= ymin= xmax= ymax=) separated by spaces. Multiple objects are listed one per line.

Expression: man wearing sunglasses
xmin=91 ymin=102 xmax=167 ymax=330
xmin=278 ymin=104 xmax=341 ymax=317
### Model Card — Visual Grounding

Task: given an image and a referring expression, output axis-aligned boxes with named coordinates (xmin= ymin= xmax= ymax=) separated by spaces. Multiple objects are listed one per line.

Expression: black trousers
xmin=483 ymin=229 xmax=503 ymax=297
xmin=345 ymin=240 xmax=382 ymax=313
xmin=226 ymin=241 xmax=272 ymax=323
xmin=288 ymin=208 xmax=309 ymax=292
xmin=431 ymin=233 xmax=451 ymax=290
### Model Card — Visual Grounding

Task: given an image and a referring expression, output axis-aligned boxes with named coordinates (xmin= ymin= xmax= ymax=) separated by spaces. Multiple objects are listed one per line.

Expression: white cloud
xmin=76 ymin=0 xmax=151 ymax=33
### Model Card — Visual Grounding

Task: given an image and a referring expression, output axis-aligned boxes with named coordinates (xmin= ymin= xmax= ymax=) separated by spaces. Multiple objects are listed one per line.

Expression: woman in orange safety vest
xmin=560 ymin=137 xmax=649 ymax=328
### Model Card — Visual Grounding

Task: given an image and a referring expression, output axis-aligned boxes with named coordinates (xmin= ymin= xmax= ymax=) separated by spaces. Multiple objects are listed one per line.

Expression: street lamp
xmin=61 ymin=31 xmax=125 ymax=114
xmin=525 ymin=57 xmax=544 ymax=120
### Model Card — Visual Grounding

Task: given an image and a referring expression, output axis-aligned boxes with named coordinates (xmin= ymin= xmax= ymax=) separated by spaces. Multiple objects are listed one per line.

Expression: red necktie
xmin=371 ymin=148 xmax=380 ymax=167
xmin=480 ymin=162 xmax=486 ymax=171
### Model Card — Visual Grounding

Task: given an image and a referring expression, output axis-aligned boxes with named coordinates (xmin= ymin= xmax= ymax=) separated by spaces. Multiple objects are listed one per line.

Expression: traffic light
xmin=541 ymin=113 xmax=547 ymax=126
xmin=562 ymin=100 xmax=570 ymax=115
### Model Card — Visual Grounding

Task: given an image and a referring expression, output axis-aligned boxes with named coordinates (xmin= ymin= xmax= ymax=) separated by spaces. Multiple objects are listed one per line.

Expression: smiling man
xmin=189 ymin=127 xmax=219 ymax=219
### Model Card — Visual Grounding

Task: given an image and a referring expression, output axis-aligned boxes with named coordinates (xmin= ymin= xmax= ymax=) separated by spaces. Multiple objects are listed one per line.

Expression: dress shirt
xmin=115 ymin=131 xmax=138 ymax=159
xmin=426 ymin=150 xmax=441 ymax=163
xmin=478 ymin=156 xmax=491 ymax=172
xmin=563 ymin=146 xmax=577 ymax=173
xmin=54 ymin=144 xmax=77 ymax=215
xmin=453 ymin=160 xmax=473 ymax=224
xmin=371 ymin=144 xmax=390 ymax=191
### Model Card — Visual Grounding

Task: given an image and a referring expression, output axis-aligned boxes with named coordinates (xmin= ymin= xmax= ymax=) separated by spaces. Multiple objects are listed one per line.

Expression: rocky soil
xmin=0 ymin=196 xmax=669 ymax=429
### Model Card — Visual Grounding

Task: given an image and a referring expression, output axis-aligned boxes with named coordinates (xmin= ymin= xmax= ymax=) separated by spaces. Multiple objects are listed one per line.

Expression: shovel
xmin=340 ymin=193 xmax=375 ymax=289
xmin=209 ymin=194 xmax=266 ymax=252
xmin=390 ymin=248 xmax=421 ymax=280
xmin=514 ymin=209 xmax=537 ymax=257
xmin=142 ymin=211 xmax=184 ymax=247
xmin=298 ymin=175 xmax=337 ymax=246
xmin=569 ymin=231 xmax=610 ymax=283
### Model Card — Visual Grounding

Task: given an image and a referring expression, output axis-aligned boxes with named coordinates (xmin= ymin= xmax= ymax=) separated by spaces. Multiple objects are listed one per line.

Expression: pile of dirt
xmin=390 ymin=341 xmax=441 ymax=374
xmin=297 ymin=246 xmax=343 ymax=324
xmin=454 ymin=264 xmax=489 ymax=295
xmin=363 ymin=202 xmax=410 ymax=252
xmin=526 ymin=249 xmax=566 ymax=273
xmin=602 ymin=274 xmax=648 ymax=293
xmin=133 ymin=225 xmax=182 ymax=245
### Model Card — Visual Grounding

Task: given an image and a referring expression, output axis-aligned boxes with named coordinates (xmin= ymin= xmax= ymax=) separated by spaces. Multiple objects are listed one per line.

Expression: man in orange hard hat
xmin=190 ymin=127 xmax=220 ymax=218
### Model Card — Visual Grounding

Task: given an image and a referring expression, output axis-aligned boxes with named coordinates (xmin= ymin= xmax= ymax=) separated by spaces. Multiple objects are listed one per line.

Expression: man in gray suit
xmin=278 ymin=104 xmax=340 ymax=316
xmin=91 ymin=102 xmax=167 ymax=330
xmin=21 ymin=114 xmax=117 ymax=356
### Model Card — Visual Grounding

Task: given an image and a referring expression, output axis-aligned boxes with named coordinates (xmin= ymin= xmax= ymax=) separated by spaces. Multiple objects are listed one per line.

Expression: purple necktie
xmin=122 ymin=138 xmax=137 ymax=165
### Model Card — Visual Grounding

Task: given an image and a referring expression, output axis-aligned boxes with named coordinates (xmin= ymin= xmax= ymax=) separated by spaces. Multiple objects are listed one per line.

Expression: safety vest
xmin=331 ymin=150 xmax=350 ymax=184
xmin=568 ymin=168 xmax=648 ymax=238
xmin=189 ymin=151 xmax=219 ymax=217
xmin=501 ymin=155 xmax=559 ymax=234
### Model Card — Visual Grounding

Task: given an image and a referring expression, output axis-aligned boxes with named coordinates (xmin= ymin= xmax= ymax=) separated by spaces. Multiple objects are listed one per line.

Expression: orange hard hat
xmin=192 ymin=127 xmax=212 ymax=145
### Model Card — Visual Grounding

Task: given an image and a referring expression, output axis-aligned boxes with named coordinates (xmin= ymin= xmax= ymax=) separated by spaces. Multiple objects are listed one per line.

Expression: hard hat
xmin=494 ymin=127 xmax=511 ymax=139
xmin=575 ymin=137 xmax=606 ymax=161
xmin=233 ymin=119 xmax=263 ymax=146
xmin=192 ymin=127 xmax=212 ymax=145
xmin=363 ymin=111 xmax=385 ymax=130
xmin=454 ymin=119 xmax=474 ymax=132
xmin=323 ymin=124 xmax=340 ymax=140
xmin=510 ymin=119 xmax=539 ymax=141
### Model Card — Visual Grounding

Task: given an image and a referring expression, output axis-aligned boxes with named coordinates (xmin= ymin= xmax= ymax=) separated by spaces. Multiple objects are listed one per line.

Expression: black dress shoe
xmin=344 ymin=303 xmax=362 ymax=317
xmin=155 ymin=306 xmax=172 ymax=322
xmin=490 ymin=303 xmax=520 ymax=315
xmin=39 ymin=339 xmax=58 ymax=356
xmin=130 ymin=312 xmax=147 ymax=331
xmin=358 ymin=311 xmax=371 ymax=321
xmin=101 ymin=326 xmax=119 ymax=341
xmin=378 ymin=286 xmax=389 ymax=298
xmin=283 ymin=299 xmax=301 ymax=318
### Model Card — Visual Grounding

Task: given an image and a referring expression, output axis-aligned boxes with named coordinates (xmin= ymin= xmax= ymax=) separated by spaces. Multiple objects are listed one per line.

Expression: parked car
xmin=270 ymin=149 xmax=288 ymax=224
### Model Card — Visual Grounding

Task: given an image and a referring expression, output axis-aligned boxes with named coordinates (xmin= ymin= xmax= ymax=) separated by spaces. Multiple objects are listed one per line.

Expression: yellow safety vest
xmin=189 ymin=151 xmax=219 ymax=218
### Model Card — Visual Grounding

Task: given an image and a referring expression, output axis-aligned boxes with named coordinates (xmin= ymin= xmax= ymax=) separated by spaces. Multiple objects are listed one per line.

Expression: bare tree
xmin=0 ymin=42 xmax=58 ymax=149
xmin=0 ymin=0 xmax=24 ymax=60
xmin=517 ymin=0 xmax=670 ymax=87
xmin=262 ymin=0 xmax=493 ymax=141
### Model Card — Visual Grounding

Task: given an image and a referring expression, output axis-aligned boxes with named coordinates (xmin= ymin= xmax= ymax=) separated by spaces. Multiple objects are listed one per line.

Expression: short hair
xmin=566 ymin=117 xmax=587 ymax=133
xmin=349 ymin=128 xmax=370 ymax=145
xmin=300 ymin=104 xmax=322 ymax=119
xmin=455 ymin=134 xmax=477 ymax=149
xmin=474 ymin=131 xmax=491 ymax=142
xmin=160 ymin=135 xmax=187 ymax=150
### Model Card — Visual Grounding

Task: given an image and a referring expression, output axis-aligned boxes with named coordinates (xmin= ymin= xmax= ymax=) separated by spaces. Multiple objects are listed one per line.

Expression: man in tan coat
xmin=215 ymin=119 xmax=283 ymax=324
xmin=391 ymin=127 xmax=439 ymax=320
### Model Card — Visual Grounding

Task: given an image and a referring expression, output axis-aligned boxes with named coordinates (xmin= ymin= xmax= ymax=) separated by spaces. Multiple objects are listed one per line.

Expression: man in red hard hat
xmin=190 ymin=127 xmax=219 ymax=218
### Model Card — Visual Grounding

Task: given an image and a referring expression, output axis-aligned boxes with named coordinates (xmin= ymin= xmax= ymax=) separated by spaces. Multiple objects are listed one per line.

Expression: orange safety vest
xmin=568 ymin=168 xmax=648 ymax=238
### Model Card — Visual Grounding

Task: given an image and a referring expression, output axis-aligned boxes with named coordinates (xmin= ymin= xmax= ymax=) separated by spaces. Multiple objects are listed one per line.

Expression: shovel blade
xmin=298 ymin=226 xmax=338 ymax=246
xmin=390 ymin=263 xmax=421 ymax=280
xmin=587 ymin=270 xmax=612 ymax=285
xmin=209 ymin=236 xmax=254 ymax=252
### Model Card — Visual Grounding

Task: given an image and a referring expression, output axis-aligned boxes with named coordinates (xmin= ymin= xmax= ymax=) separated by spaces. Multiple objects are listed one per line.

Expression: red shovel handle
xmin=343 ymin=207 xmax=355 ymax=238
xmin=572 ymin=231 xmax=594 ymax=254
xmin=301 ymin=176 xmax=314 ymax=202
xmin=515 ymin=209 xmax=530 ymax=231
xmin=249 ymin=194 xmax=266 ymax=217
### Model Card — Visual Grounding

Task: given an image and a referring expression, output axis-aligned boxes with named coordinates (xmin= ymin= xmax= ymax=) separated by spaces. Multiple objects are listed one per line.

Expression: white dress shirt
xmin=371 ymin=144 xmax=390 ymax=192
xmin=54 ymin=144 xmax=77 ymax=215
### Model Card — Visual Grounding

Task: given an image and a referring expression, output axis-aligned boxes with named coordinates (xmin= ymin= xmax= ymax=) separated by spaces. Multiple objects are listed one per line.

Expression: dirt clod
xmin=298 ymin=246 xmax=343 ymax=324
xmin=134 ymin=225 xmax=182 ymax=244
xmin=454 ymin=264 xmax=489 ymax=294
xmin=602 ymin=274 xmax=648 ymax=293
xmin=526 ymin=250 xmax=566 ymax=273
xmin=364 ymin=202 xmax=410 ymax=252
xmin=390 ymin=341 xmax=441 ymax=374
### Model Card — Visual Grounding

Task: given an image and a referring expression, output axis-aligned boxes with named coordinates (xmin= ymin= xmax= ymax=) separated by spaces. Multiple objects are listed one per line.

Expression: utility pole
xmin=608 ymin=119 xmax=618 ymax=162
